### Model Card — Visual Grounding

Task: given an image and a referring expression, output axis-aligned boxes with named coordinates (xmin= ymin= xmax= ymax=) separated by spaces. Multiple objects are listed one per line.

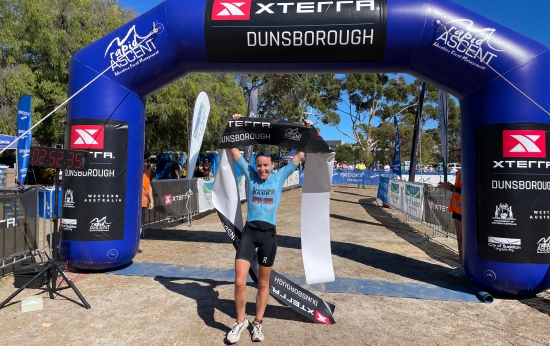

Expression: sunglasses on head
xmin=258 ymin=148 xmax=272 ymax=156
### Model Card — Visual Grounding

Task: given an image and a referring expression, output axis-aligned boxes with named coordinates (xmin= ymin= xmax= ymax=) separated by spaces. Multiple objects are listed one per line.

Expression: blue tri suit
xmin=235 ymin=156 xmax=298 ymax=266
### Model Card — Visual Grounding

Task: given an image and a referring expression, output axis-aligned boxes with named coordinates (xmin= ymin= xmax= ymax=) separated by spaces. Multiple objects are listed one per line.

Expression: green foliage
xmin=0 ymin=0 xmax=135 ymax=145
xmin=333 ymin=143 xmax=368 ymax=164
xmin=0 ymin=0 xmax=461 ymax=162
xmin=236 ymin=74 xmax=341 ymax=123
xmin=145 ymin=74 xmax=247 ymax=155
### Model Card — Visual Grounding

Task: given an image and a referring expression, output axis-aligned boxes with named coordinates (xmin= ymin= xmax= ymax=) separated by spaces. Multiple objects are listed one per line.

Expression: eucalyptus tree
xmin=145 ymin=73 xmax=247 ymax=155
xmin=0 ymin=0 xmax=135 ymax=144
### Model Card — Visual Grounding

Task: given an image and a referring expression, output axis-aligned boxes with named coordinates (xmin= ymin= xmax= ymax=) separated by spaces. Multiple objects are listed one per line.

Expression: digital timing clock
xmin=30 ymin=146 xmax=88 ymax=170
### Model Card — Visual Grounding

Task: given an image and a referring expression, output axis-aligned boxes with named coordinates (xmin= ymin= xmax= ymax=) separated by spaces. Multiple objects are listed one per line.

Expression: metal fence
xmin=378 ymin=178 xmax=456 ymax=239
xmin=0 ymin=187 xmax=40 ymax=276
xmin=142 ymin=178 xmax=200 ymax=230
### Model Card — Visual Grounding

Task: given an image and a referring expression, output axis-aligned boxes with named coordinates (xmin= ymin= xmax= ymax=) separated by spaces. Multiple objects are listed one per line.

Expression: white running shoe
xmin=226 ymin=317 xmax=249 ymax=344
xmin=251 ymin=323 xmax=264 ymax=342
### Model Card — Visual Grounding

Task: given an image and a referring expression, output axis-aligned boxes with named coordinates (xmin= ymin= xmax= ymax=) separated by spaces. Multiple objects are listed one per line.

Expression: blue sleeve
xmin=278 ymin=160 xmax=298 ymax=181
xmin=236 ymin=156 xmax=252 ymax=182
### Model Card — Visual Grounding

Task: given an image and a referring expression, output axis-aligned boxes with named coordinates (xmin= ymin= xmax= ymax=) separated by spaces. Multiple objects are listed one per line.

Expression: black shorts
xmin=236 ymin=221 xmax=277 ymax=267
xmin=452 ymin=212 xmax=462 ymax=221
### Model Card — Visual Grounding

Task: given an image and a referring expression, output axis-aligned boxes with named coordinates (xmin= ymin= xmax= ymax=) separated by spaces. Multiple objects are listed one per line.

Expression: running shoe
xmin=251 ymin=323 xmax=264 ymax=342
xmin=226 ymin=317 xmax=249 ymax=344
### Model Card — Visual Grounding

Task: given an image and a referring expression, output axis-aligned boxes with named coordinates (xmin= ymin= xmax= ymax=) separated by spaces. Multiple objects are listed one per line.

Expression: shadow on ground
xmin=154 ymin=276 xmax=311 ymax=342
xmin=146 ymin=229 xmax=467 ymax=294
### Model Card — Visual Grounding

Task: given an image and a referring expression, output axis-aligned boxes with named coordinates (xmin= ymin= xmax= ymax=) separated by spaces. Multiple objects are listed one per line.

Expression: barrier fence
xmin=377 ymin=178 xmax=455 ymax=238
xmin=0 ymin=188 xmax=40 ymax=275
xmin=1 ymin=167 xmax=453 ymax=277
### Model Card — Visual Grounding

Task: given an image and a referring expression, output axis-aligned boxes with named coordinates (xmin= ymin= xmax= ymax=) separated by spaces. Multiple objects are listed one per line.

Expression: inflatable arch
xmin=63 ymin=0 xmax=550 ymax=296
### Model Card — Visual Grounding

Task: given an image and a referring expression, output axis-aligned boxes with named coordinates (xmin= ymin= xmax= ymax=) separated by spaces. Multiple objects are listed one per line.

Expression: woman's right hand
xmin=232 ymin=113 xmax=242 ymax=120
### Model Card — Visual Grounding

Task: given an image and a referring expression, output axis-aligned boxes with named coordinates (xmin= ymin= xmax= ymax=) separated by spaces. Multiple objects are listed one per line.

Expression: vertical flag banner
xmin=187 ymin=91 xmax=211 ymax=178
xmin=243 ymin=87 xmax=258 ymax=164
xmin=408 ymin=82 xmax=426 ymax=182
xmin=392 ymin=116 xmax=402 ymax=178
xmin=438 ymin=90 xmax=448 ymax=182
xmin=17 ymin=95 xmax=32 ymax=185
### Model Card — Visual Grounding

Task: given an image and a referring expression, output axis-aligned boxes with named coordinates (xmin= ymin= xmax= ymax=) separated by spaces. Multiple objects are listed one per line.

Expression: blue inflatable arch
xmin=63 ymin=0 xmax=550 ymax=296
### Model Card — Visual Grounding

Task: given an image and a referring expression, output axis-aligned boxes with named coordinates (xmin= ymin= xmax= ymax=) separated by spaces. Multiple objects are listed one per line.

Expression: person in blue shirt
xmin=226 ymin=113 xmax=311 ymax=344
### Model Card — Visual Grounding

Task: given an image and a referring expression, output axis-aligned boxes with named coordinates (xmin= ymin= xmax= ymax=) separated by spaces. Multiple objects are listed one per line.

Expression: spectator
xmin=182 ymin=161 xmax=188 ymax=178
xmin=142 ymin=163 xmax=154 ymax=228
xmin=172 ymin=156 xmax=182 ymax=179
xmin=341 ymin=161 xmax=348 ymax=170
xmin=204 ymin=158 xmax=211 ymax=175
xmin=437 ymin=148 xmax=466 ymax=279
xmin=193 ymin=164 xmax=201 ymax=178
xmin=198 ymin=163 xmax=207 ymax=177
xmin=383 ymin=163 xmax=390 ymax=171
xmin=356 ymin=160 xmax=366 ymax=188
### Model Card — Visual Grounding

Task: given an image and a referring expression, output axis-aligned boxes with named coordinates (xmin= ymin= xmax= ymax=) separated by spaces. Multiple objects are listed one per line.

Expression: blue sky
xmin=118 ymin=0 xmax=550 ymax=142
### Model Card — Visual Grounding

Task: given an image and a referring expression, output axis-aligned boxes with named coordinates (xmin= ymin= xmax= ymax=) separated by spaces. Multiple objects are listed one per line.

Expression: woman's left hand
xmin=304 ymin=119 xmax=313 ymax=127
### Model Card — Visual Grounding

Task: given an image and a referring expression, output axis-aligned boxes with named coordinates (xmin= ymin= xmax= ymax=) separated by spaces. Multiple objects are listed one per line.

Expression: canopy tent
xmin=280 ymin=149 xmax=296 ymax=159
xmin=0 ymin=135 xmax=17 ymax=149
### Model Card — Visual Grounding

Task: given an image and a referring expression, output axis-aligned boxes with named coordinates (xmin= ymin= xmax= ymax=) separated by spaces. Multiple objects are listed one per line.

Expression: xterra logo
xmin=503 ymin=130 xmax=546 ymax=158
xmin=212 ymin=0 xmax=252 ymax=20
xmin=71 ymin=125 xmax=105 ymax=149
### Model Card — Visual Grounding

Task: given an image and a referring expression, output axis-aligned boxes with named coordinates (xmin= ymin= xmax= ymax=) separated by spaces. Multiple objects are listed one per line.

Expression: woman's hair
xmin=256 ymin=148 xmax=274 ymax=163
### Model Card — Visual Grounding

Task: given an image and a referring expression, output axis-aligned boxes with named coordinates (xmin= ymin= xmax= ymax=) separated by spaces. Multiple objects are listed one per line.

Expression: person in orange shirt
xmin=437 ymin=148 xmax=466 ymax=279
xmin=142 ymin=164 xmax=154 ymax=226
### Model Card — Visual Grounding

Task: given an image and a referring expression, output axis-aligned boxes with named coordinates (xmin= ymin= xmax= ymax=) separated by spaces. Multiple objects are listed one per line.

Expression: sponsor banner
xmin=244 ymin=88 xmax=258 ymax=164
xmin=331 ymin=170 xmax=396 ymax=186
xmin=151 ymin=179 xmax=198 ymax=217
xmin=217 ymin=117 xmax=330 ymax=153
xmin=388 ymin=179 xmax=403 ymax=210
xmin=198 ymin=177 xmax=246 ymax=213
xmin=403 ymin=181 xmax=424 ymax=220
xmin=438 ymin=90 xmax=448 ymax=181
xmin=401 ymin=172 xmax=456 ymax=187
xmin=408 ymin=82 xmax=426 ymax=182
xmin=204 ymin=0 xmax=388 ymax=63
xmin=238 ymin=175 xmax=246 ymax=201
xmin=391 ymin=116 xmax=402 ymax=178
xmin=283 ymin=170 xmax=300 ymax=188
xmin=377 ymin=176 xmax=389 ymax=203
xmin=188 ymin=91 xmax=211 ymax=178
xmin=198 ymin=178 xmax=215 ymax=212
xmin=62 ymin=120 xmax=128 ymax=241
xmin=17 ymin=95 xmax=32 ymax=185
xmin=476 ymin=123 xmax=550 ymax=263
xmin=423 ymin=185 xmax=454 ymax=233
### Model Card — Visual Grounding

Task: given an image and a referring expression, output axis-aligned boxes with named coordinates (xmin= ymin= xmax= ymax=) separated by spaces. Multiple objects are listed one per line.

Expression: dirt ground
xmin=1 ymin=186 xmax=550 ymax=345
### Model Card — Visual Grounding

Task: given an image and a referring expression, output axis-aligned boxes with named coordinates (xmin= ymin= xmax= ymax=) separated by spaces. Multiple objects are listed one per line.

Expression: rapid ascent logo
xmin=503 ymin=130 xmax=546 ymax=158
xmin=71 ymin=125 xmax=105 ymax=149
xmin=104 ymin=22 xmax=164 ymax=76
xmin=89 ymin=216 xmax=112 ymax=232
xmin=212 ymin=0 xmax=252 ymax=20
